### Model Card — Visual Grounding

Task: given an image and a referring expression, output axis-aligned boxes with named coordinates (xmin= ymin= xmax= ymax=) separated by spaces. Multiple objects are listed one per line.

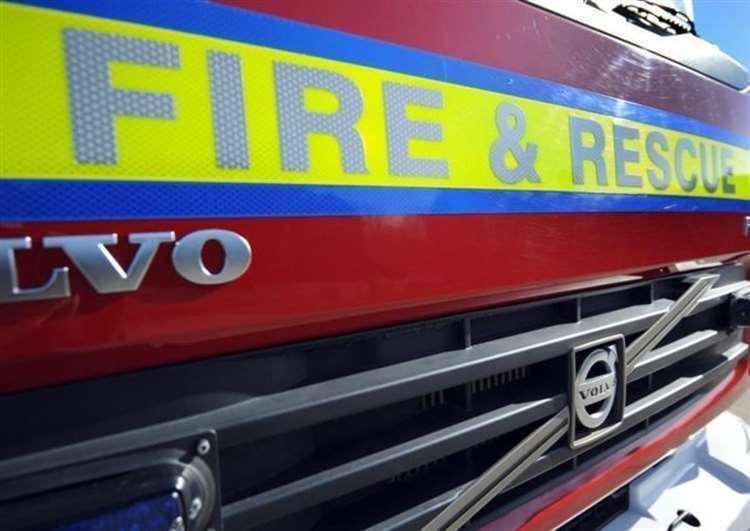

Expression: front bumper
xmin=605 ymin=411 xmax=750 ymax=530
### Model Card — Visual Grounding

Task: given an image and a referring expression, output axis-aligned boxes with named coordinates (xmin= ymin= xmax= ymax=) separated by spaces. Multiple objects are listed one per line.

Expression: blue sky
xmin=693 ymin=0 xmax=750 ymax=70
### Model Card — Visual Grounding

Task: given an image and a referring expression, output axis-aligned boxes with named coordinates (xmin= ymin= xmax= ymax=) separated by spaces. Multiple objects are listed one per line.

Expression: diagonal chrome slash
xmin=422 ymin=274 xmax=719 ymax=531
xmin=422 ymin=408 xmax=569 ymax=531
xmin=625 ymin=274 xmax=718 ymax=374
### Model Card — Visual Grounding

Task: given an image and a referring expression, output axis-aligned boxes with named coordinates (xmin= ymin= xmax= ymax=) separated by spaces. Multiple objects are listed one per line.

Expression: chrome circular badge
xmin=574 ymin=346 xmax=618 ymax=429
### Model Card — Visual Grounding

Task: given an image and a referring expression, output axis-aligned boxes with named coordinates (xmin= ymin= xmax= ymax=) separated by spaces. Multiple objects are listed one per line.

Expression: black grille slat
xmin=210 ymin=299 xmax=669 ymax=447
xmin=629 ymin=329 xmax=728 ymax=381
xmin=223 ymin=396 xmax=565 ymax=528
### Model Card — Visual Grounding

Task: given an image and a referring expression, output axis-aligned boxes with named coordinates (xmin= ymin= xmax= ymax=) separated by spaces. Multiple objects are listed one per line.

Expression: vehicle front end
xmin=0 ymin=0 xmax=748 ymax=529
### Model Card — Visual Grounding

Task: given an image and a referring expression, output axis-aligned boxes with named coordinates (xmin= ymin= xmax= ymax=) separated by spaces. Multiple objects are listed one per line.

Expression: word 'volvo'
xmin=0 ymin=229 xmax=252 ymax=303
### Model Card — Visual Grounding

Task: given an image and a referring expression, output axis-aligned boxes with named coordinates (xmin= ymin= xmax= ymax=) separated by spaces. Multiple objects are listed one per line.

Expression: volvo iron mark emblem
xmin=569 ymin=334 xmax=626 ymax=449
xmin=574 ymin=347 xmax=617 ymax=429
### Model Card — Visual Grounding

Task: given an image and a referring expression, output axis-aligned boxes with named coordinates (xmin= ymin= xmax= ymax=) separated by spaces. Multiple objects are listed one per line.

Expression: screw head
xmin=196 ymin=438 xmax=211 ymax=456
xmin=188 ymin=497 xmax=203 ymax=520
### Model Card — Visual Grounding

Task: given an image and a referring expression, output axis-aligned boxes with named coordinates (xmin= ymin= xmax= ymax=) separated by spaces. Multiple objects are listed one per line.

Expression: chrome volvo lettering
xmin=0 ymin=238 xmax=71 ymax=303
xmin=574 ymin=346 xmax=618 ymax=429
xmin=172 ymin=229 xmax=251 ymax=285
xmin=0 ymin=230 xmax=252 ymax=303
xmin=44 ymin=232 xmax=175 ymax=294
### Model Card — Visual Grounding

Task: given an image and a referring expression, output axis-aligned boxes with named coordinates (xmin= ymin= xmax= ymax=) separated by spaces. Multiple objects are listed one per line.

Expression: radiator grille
xmin=0 ymin=264 xmax=747 ymax=530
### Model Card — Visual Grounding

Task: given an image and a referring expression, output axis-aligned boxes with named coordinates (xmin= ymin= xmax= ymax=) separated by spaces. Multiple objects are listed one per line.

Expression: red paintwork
xmin=1 ymin=213 xmax=748 ymax=391
xmin=481 ymin=355 xmax=750 ymax=530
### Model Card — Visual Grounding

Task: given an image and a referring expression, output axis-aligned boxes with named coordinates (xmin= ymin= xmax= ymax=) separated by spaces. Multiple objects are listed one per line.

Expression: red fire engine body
xmin=1 ymin=1 xmax=748 ymax=530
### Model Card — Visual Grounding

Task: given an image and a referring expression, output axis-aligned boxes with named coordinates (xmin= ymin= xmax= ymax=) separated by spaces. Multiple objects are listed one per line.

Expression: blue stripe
xmin=1 ymin=180 xmax=747 ymax=222
xmin=12 ymin=0 xmax=750 ymax=149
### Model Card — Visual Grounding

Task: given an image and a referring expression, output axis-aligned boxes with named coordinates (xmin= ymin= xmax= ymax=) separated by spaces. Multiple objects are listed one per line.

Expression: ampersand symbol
xmin=490 ymin=103 xmax=540 ymax=184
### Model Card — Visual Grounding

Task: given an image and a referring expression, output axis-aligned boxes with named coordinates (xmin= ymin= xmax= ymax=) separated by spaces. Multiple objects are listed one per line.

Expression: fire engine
xmin=1 ymin=0 xmax=748 ymax=529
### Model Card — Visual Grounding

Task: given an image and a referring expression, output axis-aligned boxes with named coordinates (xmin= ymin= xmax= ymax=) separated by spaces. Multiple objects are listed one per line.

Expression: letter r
xmin=274 ymin=62 xmax=368 ymax=174
xmin=64 ymin=29 xmax=180 ymax=164
xmin=569 ymin=116 xmax=607 ymax=186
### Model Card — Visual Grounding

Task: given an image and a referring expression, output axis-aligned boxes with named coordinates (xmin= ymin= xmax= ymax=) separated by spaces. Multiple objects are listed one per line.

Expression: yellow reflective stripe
xmin=1 ymin=2 xmax=748 ymax=200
